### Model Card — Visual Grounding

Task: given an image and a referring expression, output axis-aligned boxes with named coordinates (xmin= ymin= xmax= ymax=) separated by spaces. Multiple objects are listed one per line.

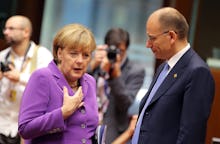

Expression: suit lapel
xmin=79 ymin=75 xmax=88 ymax=99
xmin=140 ymin=48 xmax=195 ymax=111
xmin=149 ymin=66 xmax=184 ymax=106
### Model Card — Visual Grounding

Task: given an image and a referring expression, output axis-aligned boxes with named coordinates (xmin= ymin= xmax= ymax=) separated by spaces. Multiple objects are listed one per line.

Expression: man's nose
xmin=146 ymin=40 xmax=152 ymax=48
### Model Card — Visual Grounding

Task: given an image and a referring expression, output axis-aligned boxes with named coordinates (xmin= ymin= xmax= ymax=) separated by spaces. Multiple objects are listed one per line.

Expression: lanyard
xmin=5 ymin=43 xmax=31 ymax=72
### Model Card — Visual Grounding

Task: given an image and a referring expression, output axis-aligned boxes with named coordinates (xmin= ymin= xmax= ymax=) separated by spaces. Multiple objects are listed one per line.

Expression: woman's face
xmin=57 ymin=47 xmax=91 ymax=83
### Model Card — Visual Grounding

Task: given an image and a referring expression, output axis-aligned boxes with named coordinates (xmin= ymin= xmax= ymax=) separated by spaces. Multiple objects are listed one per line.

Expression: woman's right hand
xmin=61 ymin=86 xmax=84 ymax=119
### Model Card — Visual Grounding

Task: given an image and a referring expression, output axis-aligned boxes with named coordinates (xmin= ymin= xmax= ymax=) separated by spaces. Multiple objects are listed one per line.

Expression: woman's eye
xmin=84 ymin=53 xmax=90 ymax=58
xmin=70 ymin=52 xmax=78 ymax=57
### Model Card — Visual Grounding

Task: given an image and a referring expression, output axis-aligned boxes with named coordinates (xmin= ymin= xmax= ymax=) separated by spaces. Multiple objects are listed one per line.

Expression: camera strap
xmin=29 ymin=45 xmax=39 ymax=73
xmin=4 ymin=50 xmax=10 ymax=62
xmin=4 ymin=42 xmax=31 ymax=72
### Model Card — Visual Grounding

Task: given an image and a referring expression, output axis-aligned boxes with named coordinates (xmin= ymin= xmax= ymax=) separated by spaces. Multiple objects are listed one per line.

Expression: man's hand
xmin=90 ymin=45 xmax=108 ymax=71
xmin=109 ymin=54 xmax=122 ymax=78
xmin=3 ymin=64 xmax=20 ymax=82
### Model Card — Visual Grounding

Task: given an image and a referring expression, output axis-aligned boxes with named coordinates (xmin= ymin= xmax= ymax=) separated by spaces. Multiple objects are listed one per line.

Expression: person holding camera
xmin=87 ymin=28 xmax=145 ymax=143
xmin=0 ymin=15 xmax=53 ymax=144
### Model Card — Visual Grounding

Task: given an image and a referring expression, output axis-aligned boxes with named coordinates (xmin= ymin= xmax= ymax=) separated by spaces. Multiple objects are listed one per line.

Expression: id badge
xmin=9 ymin=90 xmax=17 ymax=102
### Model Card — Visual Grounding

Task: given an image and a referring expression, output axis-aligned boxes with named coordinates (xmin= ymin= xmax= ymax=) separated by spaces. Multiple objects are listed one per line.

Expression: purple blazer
xmin=18 ymin=61 xmax=99 ymax=144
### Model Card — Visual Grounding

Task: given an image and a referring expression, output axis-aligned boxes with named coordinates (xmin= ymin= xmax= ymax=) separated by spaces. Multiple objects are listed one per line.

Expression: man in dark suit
xmin=87 ymin=28 xmax=145 ymax=143
xmin=131 ymin=7 xmax=215 ymax=144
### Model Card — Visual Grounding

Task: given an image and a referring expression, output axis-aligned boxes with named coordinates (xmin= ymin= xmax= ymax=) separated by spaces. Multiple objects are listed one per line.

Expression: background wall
xmin=0 ymin=0 xmax=17 ymax=51
xmin=194 ymin=0 xmax=220 ymax=60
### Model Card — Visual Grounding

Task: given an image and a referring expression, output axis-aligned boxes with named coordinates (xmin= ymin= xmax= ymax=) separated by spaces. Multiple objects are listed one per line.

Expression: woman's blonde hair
xmin=53 ymin=23 xmax=96 ymax=63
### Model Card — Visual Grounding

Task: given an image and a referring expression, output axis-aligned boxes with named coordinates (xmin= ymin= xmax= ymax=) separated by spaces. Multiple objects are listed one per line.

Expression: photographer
xmin=88 ymin=28 xmax=145 ymax=143
xmin=0 ymin=15 xmax=53 ymax=144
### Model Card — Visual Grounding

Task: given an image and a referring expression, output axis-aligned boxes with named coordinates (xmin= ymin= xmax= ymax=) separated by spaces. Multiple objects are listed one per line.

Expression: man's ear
xmin=23 ymin=27 xmax=31 ymax=38
xmin=169 ymin=30 xmax=177 ymax=44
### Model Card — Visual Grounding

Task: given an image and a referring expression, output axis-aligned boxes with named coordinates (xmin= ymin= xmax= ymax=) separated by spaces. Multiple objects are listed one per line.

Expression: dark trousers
xmin=0 ymin=134 xmax=20 ymax=144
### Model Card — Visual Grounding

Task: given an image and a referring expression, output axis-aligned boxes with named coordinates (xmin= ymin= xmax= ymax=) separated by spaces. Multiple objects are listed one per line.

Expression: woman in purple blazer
xmin=18 ymin=24 xmax=99 ymax=144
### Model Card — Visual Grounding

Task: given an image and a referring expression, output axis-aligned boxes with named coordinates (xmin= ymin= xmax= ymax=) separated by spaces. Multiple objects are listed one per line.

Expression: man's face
xmin=145 ymin=16 xmax=173 ymax=60
xmin=117 ymin=42 xmax=127 ymax=62
xmin=3 ymin=18 xmax=25 ymax=46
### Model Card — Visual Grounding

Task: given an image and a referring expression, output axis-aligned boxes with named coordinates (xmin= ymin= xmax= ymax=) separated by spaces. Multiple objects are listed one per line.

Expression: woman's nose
xmin=76 ymin=54 xmax=83 ymax=63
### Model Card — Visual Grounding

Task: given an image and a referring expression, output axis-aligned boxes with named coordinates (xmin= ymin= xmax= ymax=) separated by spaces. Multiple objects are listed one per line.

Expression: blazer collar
xmin=48 ymin=60 xmax=88 ymax=96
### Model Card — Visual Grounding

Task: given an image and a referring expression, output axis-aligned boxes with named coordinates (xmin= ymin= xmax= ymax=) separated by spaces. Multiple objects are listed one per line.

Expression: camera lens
xmin=106 ymin=45 xmax=120 ymax=63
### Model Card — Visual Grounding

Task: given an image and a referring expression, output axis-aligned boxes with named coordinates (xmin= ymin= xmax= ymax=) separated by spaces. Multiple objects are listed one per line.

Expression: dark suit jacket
xmin=89 ymin=57 xmax=145 ymax=143
xmin=138 ymin=48 xmax=215 ymax=144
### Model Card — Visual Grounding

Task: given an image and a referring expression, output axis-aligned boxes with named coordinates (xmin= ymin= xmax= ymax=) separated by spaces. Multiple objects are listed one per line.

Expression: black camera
xmin=0 ymin=62 xmax=11 ymax=72
xmin=106 ymin=45 xmax=120 ymax=63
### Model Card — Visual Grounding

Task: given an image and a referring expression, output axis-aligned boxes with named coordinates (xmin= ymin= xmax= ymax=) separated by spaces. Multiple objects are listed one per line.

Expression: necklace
xmin=70 ymin=81 xmax=79 ymax=89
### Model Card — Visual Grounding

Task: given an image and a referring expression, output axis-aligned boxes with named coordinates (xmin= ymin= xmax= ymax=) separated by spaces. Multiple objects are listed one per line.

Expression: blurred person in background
xmin=112 ymin=88 xmax=147 ymax=144
xmin=0 ymin=15 xmax=53 ymax=144
xmin=88 ymin=28 xmax=145 ymax=143
xmin=18 ymin=23 xmax=99 ymax=144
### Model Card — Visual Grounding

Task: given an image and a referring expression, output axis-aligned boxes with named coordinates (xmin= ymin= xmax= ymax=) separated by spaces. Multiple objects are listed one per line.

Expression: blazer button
xmin=81 ymin=109 xmax=85 ymax=114
xmin=81 ymin=123 xmax=86 ymax=128
xmin=81 ymin=138 xmax=86 ymax=143
xmin=145 ymin=112 xmax=149 ymax=116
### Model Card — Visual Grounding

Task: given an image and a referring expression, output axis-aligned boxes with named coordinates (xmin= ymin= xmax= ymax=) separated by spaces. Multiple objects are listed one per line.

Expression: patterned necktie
xmin=131 ymin=63 xmax=169 ymax=144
